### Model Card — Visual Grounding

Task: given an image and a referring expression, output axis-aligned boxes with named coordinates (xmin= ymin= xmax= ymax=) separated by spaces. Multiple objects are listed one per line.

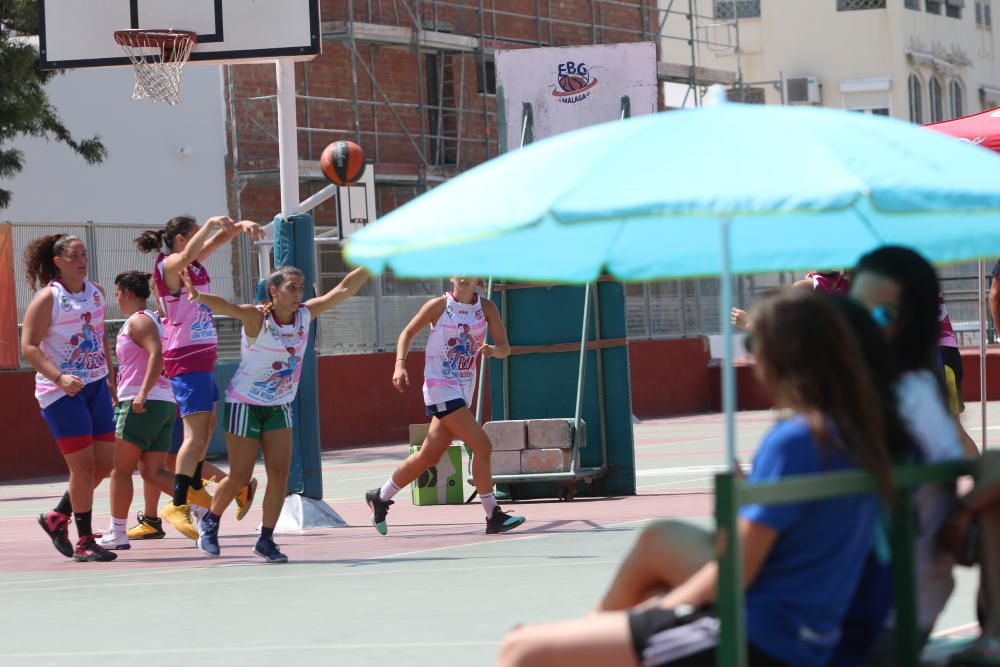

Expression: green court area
xmin=0 ymin=408 xmax=984 ymax=666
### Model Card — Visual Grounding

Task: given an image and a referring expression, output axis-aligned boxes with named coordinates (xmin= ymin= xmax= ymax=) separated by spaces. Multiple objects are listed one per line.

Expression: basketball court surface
xmin=0 ymin=408 xmax=984 ymax=666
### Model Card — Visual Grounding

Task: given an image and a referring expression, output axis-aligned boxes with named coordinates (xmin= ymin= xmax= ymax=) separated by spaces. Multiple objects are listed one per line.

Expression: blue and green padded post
xmin=256 ymin=212 xmax=323 ymax=499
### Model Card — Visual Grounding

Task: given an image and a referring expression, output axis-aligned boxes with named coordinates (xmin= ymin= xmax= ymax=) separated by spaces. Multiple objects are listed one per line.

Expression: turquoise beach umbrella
xmin=346 ymin=102 xmax=1000 ymax=281
xmin=345 ymin=99 xmax=1000 ymax=468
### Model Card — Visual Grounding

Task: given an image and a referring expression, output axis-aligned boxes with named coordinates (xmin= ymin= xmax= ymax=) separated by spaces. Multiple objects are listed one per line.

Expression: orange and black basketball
xmin=320 ymin=141 xmax=366 ymax=186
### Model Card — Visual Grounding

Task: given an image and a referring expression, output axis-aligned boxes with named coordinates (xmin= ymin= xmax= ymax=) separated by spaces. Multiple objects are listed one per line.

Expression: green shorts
xmin=114 ymin=399 xmax=177 ymax=452
xmin=225 ymin=401 xmax=293 ymax=440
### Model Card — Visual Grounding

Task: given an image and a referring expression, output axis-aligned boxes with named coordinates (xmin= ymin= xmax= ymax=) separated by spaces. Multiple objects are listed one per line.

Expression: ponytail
xmin=135 ymin=215 xmax=197 ymax=254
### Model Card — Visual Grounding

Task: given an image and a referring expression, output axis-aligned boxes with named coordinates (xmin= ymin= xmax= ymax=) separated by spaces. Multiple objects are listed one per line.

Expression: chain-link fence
xmin=7 ymin=222 xmax=997 ymax=369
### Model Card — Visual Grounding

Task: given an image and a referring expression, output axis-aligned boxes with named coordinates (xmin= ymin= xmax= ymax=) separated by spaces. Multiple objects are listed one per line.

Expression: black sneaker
xmin=485 ymin=507 xmax=526 ymax=535
xmin=72 ymin=535 xmax=118 ymax=562
xmin=253 ymin=538 xmax=288 ymax=563
xmin=365 ymin=489 xmax=393 ymax=536
xmin=38 ymin=510 xmax=74 ymax=558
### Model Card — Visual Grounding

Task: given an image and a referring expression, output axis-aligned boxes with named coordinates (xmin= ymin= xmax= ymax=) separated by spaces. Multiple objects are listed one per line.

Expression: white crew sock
xmin=480 ymin=492 xmax=498 ymax=519
xmin=110 ymin=516 xmax=127 ymax=536
xmin=379 ymin=479 xmax=402 ymax=502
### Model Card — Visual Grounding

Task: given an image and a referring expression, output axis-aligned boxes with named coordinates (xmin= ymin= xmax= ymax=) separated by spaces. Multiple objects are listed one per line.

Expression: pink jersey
xmin=938 ymin=293 xmax=958 ymax=348
xmin=34 ymin=279 xmax=108 ymax=408
xmin=226 ymin=305 xmax=311 ymax=406
xmin=422 ymin=293 xmax=489 ymax=407
xmin=115 ymin=309 xmax=175 ymax=403
xmin=153 ymin=253 xmax=218 ymax=377
xmin=806 ymin=271 xmax=850 ymax=296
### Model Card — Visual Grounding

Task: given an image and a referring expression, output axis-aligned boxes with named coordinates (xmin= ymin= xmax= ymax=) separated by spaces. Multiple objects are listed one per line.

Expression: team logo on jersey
xmin=475 ymin=309 xmax=483 ymax=319
xmin=250 ymin=346 xmax=302 ymax=400
xmin=60 ymin=295 xmax=72 ymax=312
xmin=189 ymin=303 xmax=217 ymax=341
xmin=66 ymin=312 xmax=105 ymax=373
xmin=442 ymin=324 xmax=481 ymax=379
xmin=552 ymin=61 xmax=598 ymax=104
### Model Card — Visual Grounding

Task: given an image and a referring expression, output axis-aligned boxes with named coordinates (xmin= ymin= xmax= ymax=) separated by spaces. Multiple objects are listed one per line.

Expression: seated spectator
xmin=497 ymin=290 xmax=893 ymax=667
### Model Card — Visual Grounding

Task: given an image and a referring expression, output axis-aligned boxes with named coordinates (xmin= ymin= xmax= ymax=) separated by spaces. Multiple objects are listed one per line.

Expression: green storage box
xmin=410 ymin=443 xmax=464 ymax=505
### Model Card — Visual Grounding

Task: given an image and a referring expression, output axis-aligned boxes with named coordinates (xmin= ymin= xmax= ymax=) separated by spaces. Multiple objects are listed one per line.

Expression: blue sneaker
xmin=196 ymin=514 xmax=220 ymax=557
xmin=485 ymin=507 xmax=526 ymax=535
xmin=253 ymin=537 xmax=288 ymax=563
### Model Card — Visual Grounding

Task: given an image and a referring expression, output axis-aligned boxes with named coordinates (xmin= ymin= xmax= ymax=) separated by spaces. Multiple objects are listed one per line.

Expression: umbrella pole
xmin=475 ymin=277 xmax=496 ymax=424
xmin=980 ymin=260 xmax=988 ymax=450
xmin=721 ymin=217 xmax=737 ymax=470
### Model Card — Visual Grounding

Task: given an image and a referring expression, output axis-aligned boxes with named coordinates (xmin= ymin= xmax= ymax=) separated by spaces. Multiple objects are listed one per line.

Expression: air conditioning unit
xmin=786 ymin=76 xmax=821 ymax=105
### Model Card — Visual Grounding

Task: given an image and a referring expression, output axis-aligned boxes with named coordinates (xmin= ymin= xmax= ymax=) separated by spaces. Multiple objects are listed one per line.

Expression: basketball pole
xmin=272 ymin=59 xmax=346 ymax=531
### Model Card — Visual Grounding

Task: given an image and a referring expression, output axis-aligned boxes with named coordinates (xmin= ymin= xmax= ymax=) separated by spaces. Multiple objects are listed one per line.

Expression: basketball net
xmin=113 ymin=30 xmax=197 ymax=105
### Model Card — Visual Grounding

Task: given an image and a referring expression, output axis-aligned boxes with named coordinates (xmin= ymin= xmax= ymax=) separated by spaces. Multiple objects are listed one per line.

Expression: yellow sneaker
xmin=234 ymin=478 xmax=258 ymax=521
xmin=125 ymin=512 xmax=165 ymax=540
xmin=187 ymin=485 xmax=214 ymax=510
xmin=161 ymin=502 xmax=198 ymax=540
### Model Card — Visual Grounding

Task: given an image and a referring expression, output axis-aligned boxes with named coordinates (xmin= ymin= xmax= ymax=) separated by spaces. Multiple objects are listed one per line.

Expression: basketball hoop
xmin=113 ymin=29 xmax=197 ymax=105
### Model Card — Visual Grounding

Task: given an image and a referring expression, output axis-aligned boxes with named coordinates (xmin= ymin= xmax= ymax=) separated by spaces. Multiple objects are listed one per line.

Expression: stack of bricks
xmin=483 ymin=419 xmax=584 ymax=475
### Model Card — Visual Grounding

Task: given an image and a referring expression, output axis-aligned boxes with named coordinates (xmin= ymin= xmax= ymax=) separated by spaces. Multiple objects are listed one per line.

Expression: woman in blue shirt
xmin=497 ymin=290 xmax=894 ymax=667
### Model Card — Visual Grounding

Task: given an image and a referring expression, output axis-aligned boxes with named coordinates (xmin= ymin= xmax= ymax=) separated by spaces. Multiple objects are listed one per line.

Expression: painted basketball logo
xmin=552 ymin=61 xmax=597 ymax=104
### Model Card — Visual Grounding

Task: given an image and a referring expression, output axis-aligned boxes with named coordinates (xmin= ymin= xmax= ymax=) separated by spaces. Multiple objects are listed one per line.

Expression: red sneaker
xmin=72 ymin=535 xmax=118 ymax=562
xmin=38 ymin=511 xmax=73 ymax=558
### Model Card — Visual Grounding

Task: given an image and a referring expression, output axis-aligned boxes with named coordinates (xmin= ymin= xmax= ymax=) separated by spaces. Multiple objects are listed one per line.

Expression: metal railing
xmin=714 ymin=459 xmax=974 ymax=666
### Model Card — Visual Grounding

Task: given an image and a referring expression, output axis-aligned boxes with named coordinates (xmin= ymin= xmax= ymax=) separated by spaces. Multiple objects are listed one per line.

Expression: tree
xmin=0 ymin=0 xmax=106 ymax=209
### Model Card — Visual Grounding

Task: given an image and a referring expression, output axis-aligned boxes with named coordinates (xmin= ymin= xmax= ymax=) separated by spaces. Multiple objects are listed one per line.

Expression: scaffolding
xmin=221 ymin=0 xmax=747 ymax=353
xmin=226 ymin=0 xmax=744 ymax=196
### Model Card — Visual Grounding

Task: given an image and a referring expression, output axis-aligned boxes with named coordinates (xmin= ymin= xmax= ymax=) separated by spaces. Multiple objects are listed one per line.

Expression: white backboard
xmin=496 ymin=42 xmax=658 ymax=152
xmin=38 ymin=0 xmax=320 ymax=69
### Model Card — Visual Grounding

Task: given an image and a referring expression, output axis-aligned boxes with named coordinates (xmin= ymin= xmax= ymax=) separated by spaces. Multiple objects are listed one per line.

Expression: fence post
xmin=84 ymin=221 xmax=99 ymax=284
xmin=715 ymin=472 xmax=747 ymax=667
xmin=891 ymin=488 xmax=920 ymax=665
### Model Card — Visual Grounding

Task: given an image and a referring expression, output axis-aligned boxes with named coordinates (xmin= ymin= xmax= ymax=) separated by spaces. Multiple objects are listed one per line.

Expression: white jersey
xmin=422 ymin=293 xmax=488 ymax=408
xmin=226 ymin=305 xmax=311 ymax=407
xmin=34 ymin=279 xmax=108 ymax=409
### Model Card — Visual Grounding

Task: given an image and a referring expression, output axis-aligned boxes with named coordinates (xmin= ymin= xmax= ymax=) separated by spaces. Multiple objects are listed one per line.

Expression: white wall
xmin=2 ymin=64 xmax=229 ymax=225
xmin=659 ymin=0 xmax=1000 ymax=121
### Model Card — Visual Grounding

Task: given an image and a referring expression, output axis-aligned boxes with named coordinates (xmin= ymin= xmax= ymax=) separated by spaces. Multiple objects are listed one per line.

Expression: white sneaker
xmin=98 ymin=532 xmax=131 ymax=551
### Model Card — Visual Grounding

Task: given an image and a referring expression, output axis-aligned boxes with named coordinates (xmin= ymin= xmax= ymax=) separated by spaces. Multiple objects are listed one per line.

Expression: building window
xmin=476 ymin=58 xmax=496 ymax=95
xmin=950 ymin=79 xmax=965 ymax=118
xmin=978 ymin=0 xmax=984 ymax=22
xmin=713 ymin=1 xmax=761 ymax=18
xmin=930 ymin=77 xmax=944 ymax=122
xmin=907 ymin=0 xmax=920 ymax=8
xmin=727 ymin=86 xmax=766 ymax=103
xmin=926 ymin=0 xmax=943 ymax=12
xmin=976 ymin=0 xmax=992 ymax=24
xmin=909 ymin=74 xmax=924 ymax=123
xmin=946 ymin=0 xmax=963 ymax=18
xmin=988 ymin=0 xmax=994 ymax=25
xmin=837 ymin=0 xmax=887 ymax=9
xmin=850 ymin=107 xmax=891 ymax=115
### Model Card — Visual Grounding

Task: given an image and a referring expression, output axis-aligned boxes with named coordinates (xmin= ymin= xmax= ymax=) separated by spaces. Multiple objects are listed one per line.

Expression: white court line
xmin=0 ymin=518 xmax=651 ymax=588
xmin=931 ymin=621 xmax=980 ymax=638
xmin=0 ymin=640 xmax=502 ymax=660
xmin=637 ymin=476 xmax=714 ymax=490
xmin=637 ymin=464 xmax=750 ymax=478
xmin=0 ymin=557 xmax=622 ymax=594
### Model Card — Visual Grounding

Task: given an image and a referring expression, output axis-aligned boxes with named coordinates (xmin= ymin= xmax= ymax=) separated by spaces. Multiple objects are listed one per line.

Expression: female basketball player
xmin=366 ymin=276 xmax=526 ymax=536
xmin=22 ymin=234 xmax=117 ymax=562
xmin=97 ymin=271 xmax=180 ymax=550
xmin=181 ymin=264 xmax=369 ymax=562
xmin=134 ymin=215 xmax=263 ymax=540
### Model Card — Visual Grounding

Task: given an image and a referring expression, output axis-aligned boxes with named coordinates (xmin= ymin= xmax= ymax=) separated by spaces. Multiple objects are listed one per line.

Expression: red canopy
xmin=925 ymin=107 xmax=1000 ymax=153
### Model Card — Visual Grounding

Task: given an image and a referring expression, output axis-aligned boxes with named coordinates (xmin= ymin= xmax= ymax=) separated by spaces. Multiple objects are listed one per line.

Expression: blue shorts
xmin=40 ymin=377 xmax=115 ymax=454
xmin=170 ymin=371 xmax=219 ymax=417
xmin=425 ymin=398 xmax=467 ymax=419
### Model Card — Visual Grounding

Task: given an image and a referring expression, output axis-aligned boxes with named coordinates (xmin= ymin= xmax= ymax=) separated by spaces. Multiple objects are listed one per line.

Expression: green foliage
xmin=0 ymin=0 xmax=107 ymax=209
